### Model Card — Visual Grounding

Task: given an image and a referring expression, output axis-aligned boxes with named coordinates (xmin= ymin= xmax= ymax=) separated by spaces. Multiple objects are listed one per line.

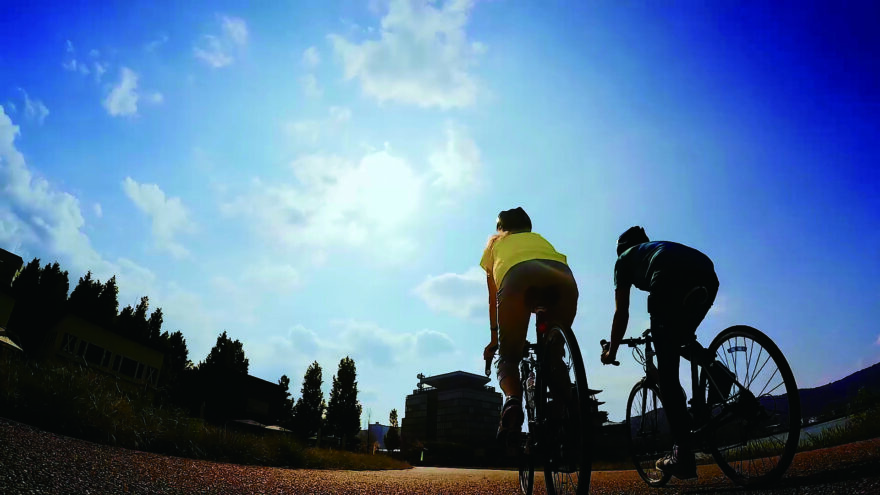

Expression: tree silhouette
xmin=274 ymin=374 xmax=295 ymax=428
xmin=384 ymin=408 xmax=400 ymax=452
xmin=96 ymin=276 xmax=119 ymax=328
xmin=8 ymin=259 xmax=69 ymax=356
xmin=68 ymin=271 xmax=102 ymax=323
xmin=133 ymin=296 xmax=150 ymax=342
xmin=292 ymin=361 xmax=324 ymax=440
xmin=116 ymin=304 xmax=136 ymax=340
xmin=199 ymin=330 xmax=249 ymax=376
xmin=195 ymin=331 xmax=250 ymax=421
xmin=325 ymin=356 xmax=362 ymax=450
xmin=148 ymin=307 xmax=163 ymax=343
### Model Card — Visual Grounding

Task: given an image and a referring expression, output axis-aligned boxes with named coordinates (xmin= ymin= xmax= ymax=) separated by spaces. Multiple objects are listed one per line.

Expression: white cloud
xmin=93 ymin=62 xmax=107 ymax=82
xmin=224 ymin=147 xmax=422 ymax=260
xmin=122 ymin=177 xmax=195 ymax=258
xmin=93 ymin=203 xmax=103 ymax=218
xmin=876 ymin=334 xmax=880 ymax=346
xmin=144 ymin=33 xmax=169 ymax=52
xmin=429 ymin=124 xmax=482 ymax=190
xmin=329 ymin=0 xmax=484 ymax=108
xmin=302 ymin=46 xmax=321 ymax=68
xmin=103 ymin=67 xmax=140 ymax=117
xmin=329 ymin=106 xmax=352 ymax=123
xmin=194 ymin=35 xmax=234 ymax=68
xmin=284 ymin=106 xmax=352 ymax=144
xmin=194 ymin=15 xmax=248 ymax=68
xmin=222 ymin=15 xmax=249 ymax=45
xmin=0 ymin=106 xmax=146 ymax=281
xmin=415 ymin=329 xmax=455 ymax=355
xmin=248 ymin=319 xmax=455 ymax=372
xmin=414 ymin=266 xmax=485 ymax=320
xmin=18 ymin=89 xmax=49 ymax=125
xmin=242 ymin=262 xmax=303 ymax=292
xmin=300 ymin=73 xmax=323 ymax=98
xmin=89 ymin=49 xmax=100 ymax=58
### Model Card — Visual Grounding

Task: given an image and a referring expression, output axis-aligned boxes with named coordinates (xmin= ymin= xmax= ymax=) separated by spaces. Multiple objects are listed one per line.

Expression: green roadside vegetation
xmin=0 ymin=353 xmax=409 ymax=470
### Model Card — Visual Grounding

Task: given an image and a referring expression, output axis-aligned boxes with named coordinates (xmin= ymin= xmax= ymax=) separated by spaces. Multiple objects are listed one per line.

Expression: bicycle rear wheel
xmin=518 ymin=434 xmax=535 ymax=495
xmin=541 ymin=326 xmax=592 ymax=495
xmin=625 ymin=381 xmax=673 ymax=487
xmin=700 ymin=325 xmax=801 ymax=486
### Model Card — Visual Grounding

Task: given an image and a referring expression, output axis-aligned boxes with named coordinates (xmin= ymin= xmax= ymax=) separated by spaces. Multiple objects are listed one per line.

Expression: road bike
xmin=486 ymin=287 xmax=600 ymax=495
xmin=601 ymin=324 xmax=801 ymax=487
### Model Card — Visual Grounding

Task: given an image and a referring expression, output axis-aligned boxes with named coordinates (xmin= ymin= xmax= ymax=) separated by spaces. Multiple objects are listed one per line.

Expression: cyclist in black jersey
xmin=600 ymin=226 xmax=721 ymax=480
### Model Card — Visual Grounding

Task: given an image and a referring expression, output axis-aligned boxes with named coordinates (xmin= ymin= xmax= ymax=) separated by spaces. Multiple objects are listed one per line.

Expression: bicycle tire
xmin=519 ymin=364 xmax=536 ymax=495
xmin=625 ymin=380 xmax=673 ymax=487
xmin=700 ymin=325 xmax=801 ymax=486
xmin=518 ymin=438 xmax=535 ymax=495
xmin=541 ymin=325 xmax=592 ymax=495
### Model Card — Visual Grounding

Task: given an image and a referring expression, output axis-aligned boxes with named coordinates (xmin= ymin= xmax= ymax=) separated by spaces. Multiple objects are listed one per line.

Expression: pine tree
xmin=96 ymin=275 xmax=119 ymax=328
xmin=292 ymin=361 xmax=324 ymax=440
xmin=274 ymin=374 xmax=295 ymax=428
xmin=196 ymin=331 xmax=250 ymax=421
xmin=148 ymin=307 xmax=163 ymax=343
xmin=199 ymin=330 xmax=249 ymax=375
xmin=68 ymin=271 xmax=102 ymax=323
xmin=384 ymin=408 xmax=400 ymax=452
xmin=325 ymin=356 xmax=362 ymax=450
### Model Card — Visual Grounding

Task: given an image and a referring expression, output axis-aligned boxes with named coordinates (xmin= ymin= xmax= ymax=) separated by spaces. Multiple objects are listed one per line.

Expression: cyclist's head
xmin=617 ymin=226 xmax=649 ymax=256
xmin=496 ymin=207 xmax=532 ymax=233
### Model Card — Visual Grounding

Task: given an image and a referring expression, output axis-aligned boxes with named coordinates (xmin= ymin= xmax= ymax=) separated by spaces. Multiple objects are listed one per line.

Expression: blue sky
xmin=1 ymin=0 xmax=878 ymax=424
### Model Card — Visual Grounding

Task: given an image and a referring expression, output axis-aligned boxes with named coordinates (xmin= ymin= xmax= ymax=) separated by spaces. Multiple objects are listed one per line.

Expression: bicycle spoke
xmin=759 ymin=367 xmax=781 ymax=398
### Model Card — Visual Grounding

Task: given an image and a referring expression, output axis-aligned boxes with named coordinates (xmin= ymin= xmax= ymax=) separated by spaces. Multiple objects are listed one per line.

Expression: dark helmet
xmin=496 ymin=207 xmax=532 ymax=233
xmin=617 ymin=226 xmax=649 ymax=256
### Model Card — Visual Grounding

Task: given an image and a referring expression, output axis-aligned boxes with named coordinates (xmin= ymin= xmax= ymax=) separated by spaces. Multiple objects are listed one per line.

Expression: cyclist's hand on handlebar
xmin=600 ymin=350 xmax=620 ymax=366
xmin=600 ymin=339 xmax=620 ymax=366
xmin=483 ymin=342 xmax=498 ymax=362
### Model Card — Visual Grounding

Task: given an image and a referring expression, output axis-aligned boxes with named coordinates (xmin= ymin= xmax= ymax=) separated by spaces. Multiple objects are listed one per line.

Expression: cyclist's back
xmin=615 ymin=240 xmax=718 ymax=297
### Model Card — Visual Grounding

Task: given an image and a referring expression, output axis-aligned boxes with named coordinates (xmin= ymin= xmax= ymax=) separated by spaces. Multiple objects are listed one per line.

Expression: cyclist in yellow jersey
xmin=480 ymin=207 xmax=579 ymax=441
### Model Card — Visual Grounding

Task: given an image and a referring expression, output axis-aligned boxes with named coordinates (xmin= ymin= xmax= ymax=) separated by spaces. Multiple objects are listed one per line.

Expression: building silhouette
xmin=401 ymin=370 xmax=502 ymax=457
xmin=0 ymin=248 xmax=24 ymax=355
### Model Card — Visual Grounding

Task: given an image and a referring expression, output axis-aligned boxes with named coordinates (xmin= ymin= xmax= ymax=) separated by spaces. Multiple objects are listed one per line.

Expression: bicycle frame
xmin=626 ymin=329 xmax=753 ymax=441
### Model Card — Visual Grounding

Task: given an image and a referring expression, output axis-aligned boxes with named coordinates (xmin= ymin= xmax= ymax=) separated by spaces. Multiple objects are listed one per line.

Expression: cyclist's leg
xmin=496 ymin=268 xmax=532 ymax=431
xmin=529 ymin=260 xmax=579 ymax=402
xmin=650 ymin=315 xmax=693 ymax=451
xmin=679 ymin=280 xmax=734 ymax=403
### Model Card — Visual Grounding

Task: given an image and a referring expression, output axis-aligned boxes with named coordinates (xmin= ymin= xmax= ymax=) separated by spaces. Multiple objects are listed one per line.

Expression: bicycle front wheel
xmin=541 ymin=326 xmax=592 ymax=495
xmin=625 ymin=381 xmax=673 ymax=487
xmin=701 ymin=325 xmax=801 ymax=486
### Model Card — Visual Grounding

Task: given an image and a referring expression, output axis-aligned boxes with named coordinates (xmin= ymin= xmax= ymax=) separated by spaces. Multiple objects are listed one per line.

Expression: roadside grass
xmin=0 ymin=353 xmax=409 ymax=470
xmin=798 ymin=408 xmax=880 ymax=452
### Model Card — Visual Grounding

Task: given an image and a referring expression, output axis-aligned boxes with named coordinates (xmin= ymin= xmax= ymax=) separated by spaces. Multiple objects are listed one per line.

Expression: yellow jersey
xmin=480 ymin=232 xmax=568 ymax=287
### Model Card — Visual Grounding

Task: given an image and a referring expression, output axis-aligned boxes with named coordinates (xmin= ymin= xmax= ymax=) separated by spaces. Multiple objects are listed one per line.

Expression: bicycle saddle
xmin=524 ymin=286 xmax=559 ymax=312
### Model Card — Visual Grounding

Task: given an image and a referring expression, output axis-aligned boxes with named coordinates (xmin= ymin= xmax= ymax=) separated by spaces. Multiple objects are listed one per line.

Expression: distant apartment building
xmin=358 ymin=422 xmax=391 ymax=453
xmin=401 ymin=371 xmax=502 ymax=451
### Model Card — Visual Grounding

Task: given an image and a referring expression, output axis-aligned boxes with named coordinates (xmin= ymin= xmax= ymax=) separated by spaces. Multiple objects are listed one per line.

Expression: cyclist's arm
xmin=608 ymin=287 xmax=630 ymax=357
xmin=487 ymin=273 xmax=498 ymax=334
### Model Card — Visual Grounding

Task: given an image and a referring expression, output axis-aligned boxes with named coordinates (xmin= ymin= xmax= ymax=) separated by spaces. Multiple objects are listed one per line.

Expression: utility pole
xmin=364 ymin=408 xmax=372 ymax=454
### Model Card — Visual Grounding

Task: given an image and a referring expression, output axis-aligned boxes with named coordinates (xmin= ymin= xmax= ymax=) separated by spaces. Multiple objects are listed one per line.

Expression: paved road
xmin=1 ymin=417 xmax=878 ymax=494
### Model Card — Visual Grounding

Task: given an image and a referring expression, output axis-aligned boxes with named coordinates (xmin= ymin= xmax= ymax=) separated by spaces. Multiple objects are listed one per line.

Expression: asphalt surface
xmin=1 ymin=417 xmax=878 ymax=494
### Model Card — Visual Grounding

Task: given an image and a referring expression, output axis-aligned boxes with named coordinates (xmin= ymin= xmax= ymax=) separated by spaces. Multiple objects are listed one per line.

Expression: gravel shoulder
xmin=2 ymin=416 xmax=879 ymax=494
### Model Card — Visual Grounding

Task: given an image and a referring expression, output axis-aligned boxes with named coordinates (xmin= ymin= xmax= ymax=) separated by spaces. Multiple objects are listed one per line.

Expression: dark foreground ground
xmin=1 ymin=416 xmax=878 ymax=494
